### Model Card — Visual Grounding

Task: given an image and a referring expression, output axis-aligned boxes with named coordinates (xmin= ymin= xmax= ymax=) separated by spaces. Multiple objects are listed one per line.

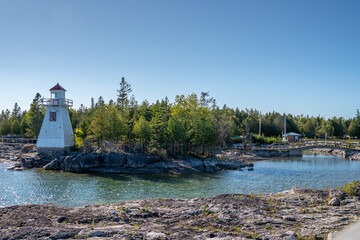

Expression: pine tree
xmin=107 ymin=106 xmax=128 ymax=151
xmin=348 ymin=120 xmax=360 ymax=138
xmin=26 ymin=93 xmax=44 ymax=137
xmin=117 ymin=77 xmax=132 ymax=109
xmin=133 ymin=116 xmax=152 ymax=152
xmin=11 ymin=103 xmax=21 ymax=120
xmin=90 ymin=104 xmax=109 ymax=149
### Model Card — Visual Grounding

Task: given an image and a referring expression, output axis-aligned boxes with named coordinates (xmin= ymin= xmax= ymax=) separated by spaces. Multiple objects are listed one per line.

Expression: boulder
xmin=146 ymin=231 xmax=167 ymax=240
xmin=43 ymin=159 xmax=62 ymax=170
xmin=63 ymin=153 xmax=104 ymax=172
xmin=282 ymin=231 xmax=298 ymax=240
xmin=20 ymin=154 xmax=50 ymax=168
xmin=349 ymin=153 xmax=360 ymax=161
xmin=203 ymin=159 xmax=221 ymax=171
xmin=21 ymin=144 xmax=35 ymax=153
xmin=328 ymin=197 xmax=340 ymax=206
xmin=283 ymin=216 xmax=296 ymax=222
xmin=330 ymin=189 xmax=348 ymax=200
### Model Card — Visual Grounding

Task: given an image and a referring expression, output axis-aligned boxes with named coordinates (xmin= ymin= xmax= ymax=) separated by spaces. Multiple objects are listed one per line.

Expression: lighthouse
xmin=36 ymin=83 xmax=74 ymax=156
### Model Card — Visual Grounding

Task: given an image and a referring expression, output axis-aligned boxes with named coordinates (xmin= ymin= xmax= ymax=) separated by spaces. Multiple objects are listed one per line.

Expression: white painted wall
xmin=50 ymin=90 xmax=65 ymax=99
xmin=36 ymin=106 xmax=74 ymax=149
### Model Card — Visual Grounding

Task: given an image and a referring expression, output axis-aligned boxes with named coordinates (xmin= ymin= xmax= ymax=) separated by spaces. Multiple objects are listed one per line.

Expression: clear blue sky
xmin=0 ymin=0 xmax=359 ymax=119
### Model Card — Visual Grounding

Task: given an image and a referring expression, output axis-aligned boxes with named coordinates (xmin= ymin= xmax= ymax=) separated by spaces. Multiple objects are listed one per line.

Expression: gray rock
xmin=282 ymin=231 xmax=298 ymax=240
xmin=328 ymin=197 xmax=340 ymax=206
xmin=203 ymin=160 xmax=221 ymax=171
xmin=43 ymin=159 xmax=62 ymax=170
xmin=63 ymin=152 xmax=104 ymax=171
xmin=77 ymin=228 xmax=108 ymax=238
xmin=126 ymin=154 xmax=148 ymax=168
xmin=349 ymin=153 xmax=360 ymax=161
xmin=146 ymin=231 xmax=167 ymax=240
xmin=21 ymin=144 xmax=35 ymax=153
xmin=104 ymin=152 xmax=127 ymax=167
xmin=20 ymin=154 xmax=50 ymax=168
xmin=283 ymin=216 xmax=296 ymax=221
xmin=330 ymin=189 xmax=347 ymax=200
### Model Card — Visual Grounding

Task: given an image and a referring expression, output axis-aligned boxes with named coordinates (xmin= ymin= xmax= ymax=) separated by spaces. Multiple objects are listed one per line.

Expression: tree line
xmin=1 ymin=78 xmax=360 ymax=156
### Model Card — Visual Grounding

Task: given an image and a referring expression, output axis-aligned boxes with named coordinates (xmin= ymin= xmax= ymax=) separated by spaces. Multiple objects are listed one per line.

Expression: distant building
xmin=283 ymin=132 xmax=302 ymax=142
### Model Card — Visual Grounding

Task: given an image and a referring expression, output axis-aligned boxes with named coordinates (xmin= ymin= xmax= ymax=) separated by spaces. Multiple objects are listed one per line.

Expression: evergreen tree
xmin=107 ymin=106 xmax=128 ymax=151
xmin=90 ymin=104 xmax=109 ymax=149
xmin=117 ymin=77 xmax=132 ymax=108
xmin=26 ymin=93 xmax=44 ymax=137
xmin=348 ymin=120 xmax=360 ymax=138
xmin=303 ymin=119 xmax=316 ymax=138
xmin=95 ymin=96 xmax=105 ymax=108
xmin=11 ymin=103 xmax=21 ymax=120
xmin=133 ymin=115 xmax=152 ymax=152
xmin=91 ymin=97 xmax=95 ymax=109
xmin=20 ymin=115 xmax=29 ymax=136
xmin=0 ymin=118 xmax=11 ymax=135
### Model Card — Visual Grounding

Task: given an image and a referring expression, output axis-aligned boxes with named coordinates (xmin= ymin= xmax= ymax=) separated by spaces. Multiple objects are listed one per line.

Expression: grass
xmin=201 ymin=204 xmax=211 ymax=217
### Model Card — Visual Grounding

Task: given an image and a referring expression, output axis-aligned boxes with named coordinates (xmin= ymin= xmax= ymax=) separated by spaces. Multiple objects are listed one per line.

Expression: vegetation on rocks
xmin=339 ymin=181 xmax=360 ymax=197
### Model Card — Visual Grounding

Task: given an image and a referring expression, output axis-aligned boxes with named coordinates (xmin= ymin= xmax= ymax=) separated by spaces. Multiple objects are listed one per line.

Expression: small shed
xmin=284 ymin=132 xmax=302 ymax=142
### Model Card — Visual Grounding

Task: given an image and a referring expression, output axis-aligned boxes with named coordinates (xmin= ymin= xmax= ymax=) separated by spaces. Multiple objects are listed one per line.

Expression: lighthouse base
xmin=37 ymin=147 xmax=72 ymax=159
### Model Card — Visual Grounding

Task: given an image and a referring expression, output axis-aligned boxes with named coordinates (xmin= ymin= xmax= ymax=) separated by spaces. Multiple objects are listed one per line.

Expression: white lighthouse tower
xmin=36 ymin=83 xmax=74 ymax=155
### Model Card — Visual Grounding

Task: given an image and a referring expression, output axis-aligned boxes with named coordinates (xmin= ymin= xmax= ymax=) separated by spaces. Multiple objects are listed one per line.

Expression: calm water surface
xmin=1 ymin=152 xmax=360 ymax=207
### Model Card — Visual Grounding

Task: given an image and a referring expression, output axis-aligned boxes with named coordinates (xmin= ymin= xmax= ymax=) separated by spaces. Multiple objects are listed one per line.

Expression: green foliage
xmin=117 ymin=77 xmax=132 ymax=109
xmin=302 ymin=118 xmax=317 ymax=138
xmin=2 ymin=80 xmax=360 ymax=157
xmin=26 ymin=93 xmax=44 ymax=137
xmin=74 ymin=128 xmax=85 ymax=148
xmin=133 ymin=115 xmax=152 ymax=152
xmin=251 ymin=134 xmax=282 ymax=145
xmin=339 ymin=181 xmax=360 ymax=197
xmin=348 ymin=119 xmax=360 ymax=138
xmin=90 ymin=104 xmax=109 ymax=144
xmin=0 ymin=118 xmax=11 ymax=135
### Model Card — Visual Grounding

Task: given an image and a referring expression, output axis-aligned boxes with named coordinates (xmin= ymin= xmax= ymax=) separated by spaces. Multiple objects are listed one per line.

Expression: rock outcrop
xmin=1 ymin=183 xmax=360 ymax=240
xmin=349 ymin=152 xmax=360 ymax=161
xmin=15 ymin=151 xmax=249 ymax=174
xmin=0 ymin=144 xmax=22 ymax=162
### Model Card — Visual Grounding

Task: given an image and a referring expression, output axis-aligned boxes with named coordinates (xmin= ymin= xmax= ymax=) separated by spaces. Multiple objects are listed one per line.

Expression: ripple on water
xmin=1 ymin=153 xmax=360 ymax=207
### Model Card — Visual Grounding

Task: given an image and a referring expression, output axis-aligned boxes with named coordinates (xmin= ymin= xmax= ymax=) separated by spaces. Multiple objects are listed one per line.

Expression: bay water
xmin=1 ymin=152 xmax=359 ymax=207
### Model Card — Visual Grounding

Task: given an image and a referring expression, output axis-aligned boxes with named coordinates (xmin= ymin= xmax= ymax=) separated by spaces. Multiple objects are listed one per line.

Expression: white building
xmin=36 ymin=83 xmax=74 ymax=155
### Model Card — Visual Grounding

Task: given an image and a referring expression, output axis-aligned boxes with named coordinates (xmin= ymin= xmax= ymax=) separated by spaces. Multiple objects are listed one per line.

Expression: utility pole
xmin=283 ymin=114 xmax=287 ymax=143
xmin=259 ymin=112 xmax=262 ymax=137
xmin=325 ymin=131 xmax=327 ymax=145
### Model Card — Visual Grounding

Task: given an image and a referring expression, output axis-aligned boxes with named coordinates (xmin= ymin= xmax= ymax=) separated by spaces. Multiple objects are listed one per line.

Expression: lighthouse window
xmin=50 ymin=111 xmax=57 ymax=121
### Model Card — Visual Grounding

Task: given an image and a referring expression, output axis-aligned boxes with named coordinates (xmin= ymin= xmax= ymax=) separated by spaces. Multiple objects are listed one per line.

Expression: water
xmin=1 ymin=152 xmax=360 ymax=207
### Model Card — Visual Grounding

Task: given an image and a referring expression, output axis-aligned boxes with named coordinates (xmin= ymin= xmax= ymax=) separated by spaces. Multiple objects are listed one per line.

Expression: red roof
xmin=49 ymin=83 xmax=66 ymax=91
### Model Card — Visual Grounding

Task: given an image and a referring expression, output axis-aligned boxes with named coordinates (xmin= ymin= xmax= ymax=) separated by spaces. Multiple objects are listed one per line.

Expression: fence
xmin=0 ymin=136 xmax=37 ymax=144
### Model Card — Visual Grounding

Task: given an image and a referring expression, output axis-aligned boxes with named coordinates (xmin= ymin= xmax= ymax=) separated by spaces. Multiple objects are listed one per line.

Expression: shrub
xmin=339 ymin=181 xmax=360 ymax=196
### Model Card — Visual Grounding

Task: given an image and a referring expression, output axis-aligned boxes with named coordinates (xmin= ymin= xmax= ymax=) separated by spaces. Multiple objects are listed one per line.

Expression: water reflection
xmin=1 ymin=152 xmax=360 ymax=207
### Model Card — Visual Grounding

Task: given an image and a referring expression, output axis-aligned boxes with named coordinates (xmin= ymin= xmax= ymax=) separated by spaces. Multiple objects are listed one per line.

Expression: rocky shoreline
xmin=219 ymin=148 xmax=360 ymax=161
xmin=1 ymin=144 xmax=250 ymax=174
xmin=306 ymin=148 xmax=360 ymax=161
xmin=1 ymin=182 xmax=360 ymax=240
